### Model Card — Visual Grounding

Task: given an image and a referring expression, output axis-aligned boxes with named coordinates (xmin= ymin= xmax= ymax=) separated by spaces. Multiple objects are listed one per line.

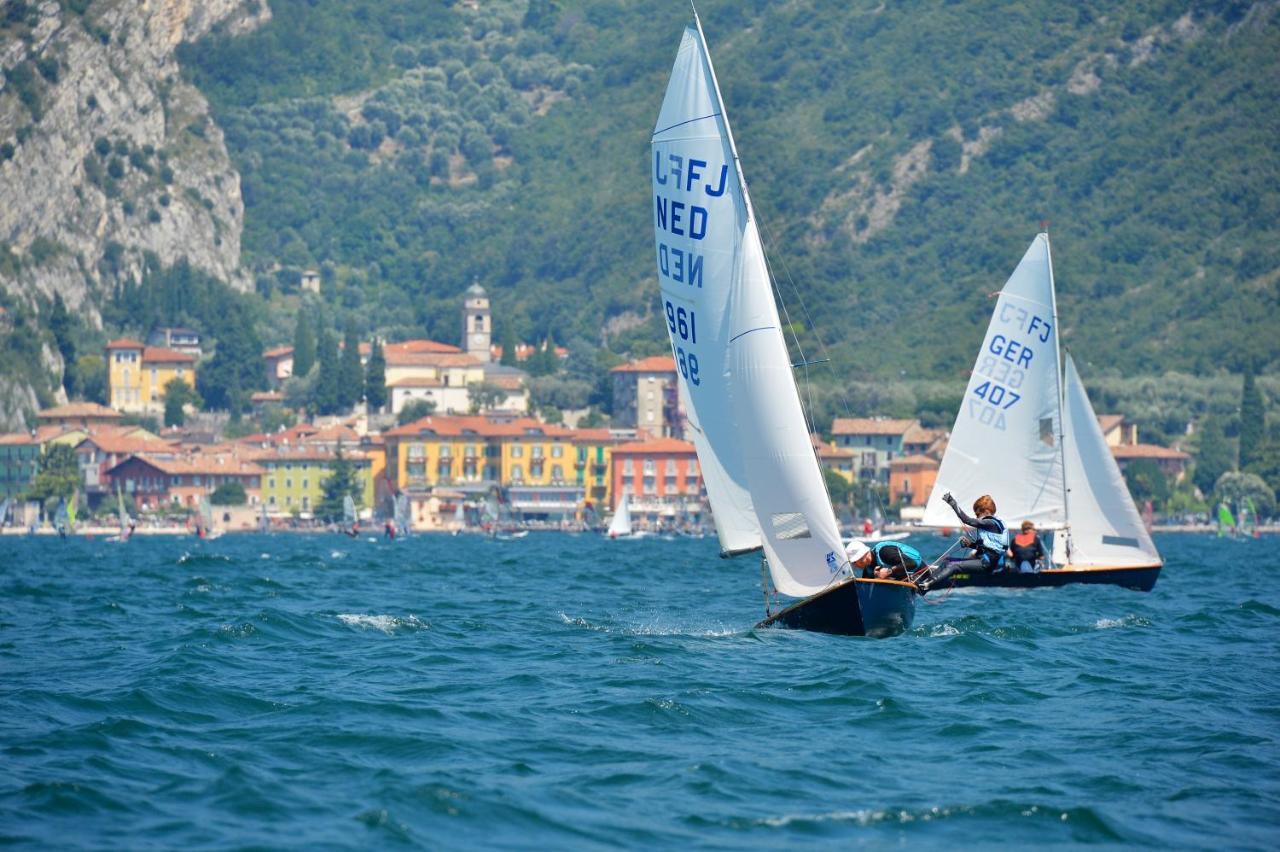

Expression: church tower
xmin=462 ymin=282 xmax=492 ymax=363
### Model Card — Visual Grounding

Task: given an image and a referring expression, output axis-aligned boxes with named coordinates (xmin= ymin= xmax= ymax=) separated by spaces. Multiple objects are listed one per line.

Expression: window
xmin=286 ymin=478 xmax=293 ymax=489
xmin=302 ymin=496 xmax=310 ymax=509
xmin=623 ymin=458 xmax=634 ymax=476
xmin=268 ymin=478 xmax=276 ymax=489
xmin=643 ymin=459 xmax=656 ymax=476
xmin=665 ymin=459 xmax=677 ymax=475
xmin=440 ymin=444 xmax=451 ymax=457
xmin=286 ymin=496 xmax=292 ymax=506
xmin=551 ymin=464 xmax=563 ymax=481
xmin=511 ymin=445 xmax=523 ymax=458
xmin=643 ymin=477 xmax=656 ymax=495
xmin=532 ymin=445 xmax=544 ymax=459
xmin=511 ymin=464 xmax=524 ymax=481
xmin=551 ymin=445 xmax=563 ymax=458
xmin=269 ymin=496 xmax=276 ymax=506
xmin=302 ymin=479 xmax=309 ymax=489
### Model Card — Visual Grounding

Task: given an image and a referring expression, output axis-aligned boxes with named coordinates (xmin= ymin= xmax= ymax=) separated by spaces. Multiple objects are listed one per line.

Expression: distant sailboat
xmin=0 ymin=496 xmax=11 ymax=528
xmin=54 ymin=496 xmax=69 ymax=537
xmin=923 ymin=234 xmax=1161 ymax=591
xmin=1243 ymin=497 xmax=1260 ymax=538
xmin=395 ymin=492 xmax=411 ymax=538
xmin=259 ymin=502 xmax=270 ymax=534
xmin=198 ymin=495 xmax=223 ymax=539
xmin=606 ymin=493 xmax=635 ymax=539
xmin=343 ymin=494 xmax=358 ymax=536
xmin=108 ymin=484 xmax=132 ymax=542
xmin=651 ymin=14 xmax=917 ymax=636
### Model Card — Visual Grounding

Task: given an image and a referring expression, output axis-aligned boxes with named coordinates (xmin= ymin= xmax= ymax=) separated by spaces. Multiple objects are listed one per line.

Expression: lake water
xmin=1 ymin=532 xmax=1277 ymax=848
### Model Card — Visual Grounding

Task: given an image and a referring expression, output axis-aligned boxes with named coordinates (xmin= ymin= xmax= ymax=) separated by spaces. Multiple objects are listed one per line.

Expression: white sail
xmin=116 ymin=484 xmax=129 ymax=533
xmin=652 ymin=25 xmax=761 ymax=557
xmin=1059 ymin=354 xmax=1161 ymax=567
xmin=395 ymin=492 xmax=411 ymax=534
xmin=924 ymin=234 xmax=1067 ymax=529
xmin=608 ymin=493 xmax=632 ymax=537
xmin=653 ymin=21 xmax=844 ymax=597
xmin=343 ymin=494 xmax=357 ymax=525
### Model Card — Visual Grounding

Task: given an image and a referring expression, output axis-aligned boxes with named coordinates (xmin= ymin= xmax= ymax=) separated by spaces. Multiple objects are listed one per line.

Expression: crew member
xmin=384 ymin=519 xmax=397 ymax=540
xmin=346 ymin=520 xmax=360 ymax=538
xmin=1009 ymin=520 xmax=1046 ymax=573
xmin=919 ymin=492 xmax=1008 ymax=591
xmin=845 ymin=538 xmax=924 ymax=581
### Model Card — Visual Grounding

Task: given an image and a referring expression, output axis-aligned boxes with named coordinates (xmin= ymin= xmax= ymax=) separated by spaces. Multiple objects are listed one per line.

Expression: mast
xmin=1044 ymin=231 xmax=1072 ymax=562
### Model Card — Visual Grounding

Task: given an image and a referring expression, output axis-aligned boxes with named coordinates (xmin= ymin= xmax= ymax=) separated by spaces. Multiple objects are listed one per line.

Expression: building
xmin=146 ymin=326 xmax=202 ymax=357
xmin=0 ymin=433 xmax=40 ymax=499
xmin=74 ymin=430 xmax=178 ymax=497
xmin=300 ymin=270 xmax=321 ymax=294
xmin=889 ymin=454 xmax=940 ymax=507
xmin=106 ymin=338 xmax=197 ymax=414
xmin=1111 ymin=444 xmax=1191 ymax=484
xmin=609 ymin=437 xmax=703 ymax=528
xmin=462 ymin=282 xmax=492 ymax=363
xmin=831 ymin=417 xmax=919 ymax=482
xmin=36 ymin=402 xmax=124 ymax=431
xmin=572 ymin=428 xmax=629 ymax=511
xmin=263 ymin=345 xmax=294 ymax=389
xmin=610 ymin=355 xmax=680 ymax=438
xmin=258 ymin=447 xmax=374 ymax=517
xmin=106 ymin=452 xmax=265 ymax=510
xmin=812 ymin=435 xmax=857 ymax=484
xmin=1097 ymin=414 xmax=1139 ymax=447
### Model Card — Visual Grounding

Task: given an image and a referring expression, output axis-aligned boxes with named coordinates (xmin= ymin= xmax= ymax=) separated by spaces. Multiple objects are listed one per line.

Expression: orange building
xmin=889 ymin=454 xmax=939 ymax=507
xmin=609 ymin=437 xmax=703 ymax=528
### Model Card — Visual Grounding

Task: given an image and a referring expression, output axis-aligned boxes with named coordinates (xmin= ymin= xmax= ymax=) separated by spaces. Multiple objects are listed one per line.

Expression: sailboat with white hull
xmin=922 ymin=233 xmax=1161 ymax=591
xmin=652 ymin=14 xmax=917 ymax=637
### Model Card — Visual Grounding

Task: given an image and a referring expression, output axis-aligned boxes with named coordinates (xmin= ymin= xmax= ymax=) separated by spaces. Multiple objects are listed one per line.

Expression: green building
xmin=259 ymin=449 xmax=374 ymax=518
xmin=0 ymin=434 xmax=40 ymax=500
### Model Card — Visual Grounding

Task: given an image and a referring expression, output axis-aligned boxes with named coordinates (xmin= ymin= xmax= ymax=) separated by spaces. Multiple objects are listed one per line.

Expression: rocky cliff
xmin=0 ymin=0 xmax=267 ymax=319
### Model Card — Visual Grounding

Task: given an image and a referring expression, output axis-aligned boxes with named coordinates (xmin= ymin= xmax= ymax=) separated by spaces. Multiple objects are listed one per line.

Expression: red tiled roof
xmin=384 ymin=339 xmax=462 ymax=355
xmin=106 ymin=338 xmax=145 ymax=350
xmin=832 ymin=417 xmax=917 ymax=436
xmin=143 ymin=346 xmax=196 ymax=364
xmin=386 ymin=376 xmax=444 ymax=388
xmin=37 ymin=402 xmax=123 ymax=420
xmin=76 ymin=434 xmax=178 ymax=455
xmin=383 ymin=414 xmax=572 ymax=440
xmin=1097 ymin=414 xmax=1126 ymax=433
xmin=0 ymin=432 xmax=37 ymax=446
xmin=889 ymin=454 xmax=940 ymax=469
xmin=610 ymin=355 xmax=677 ymax=374
xmin=611 ymin=437 xmax=697 ymax=455
xmin=114 ymin=453 xmax=266 ymax=476
xmin=1111 ymin=444 xmax=1190 ymax=460
xmin=384 ymin=351 xmax=483 ymax=368
xmin=263 ymin=345 xmax=294 ymax=359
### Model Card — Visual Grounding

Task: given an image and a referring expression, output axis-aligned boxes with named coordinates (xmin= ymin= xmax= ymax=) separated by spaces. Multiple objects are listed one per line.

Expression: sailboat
xmin=606 ymin=492 xmax=645 ymax=539
xmin=395 ymin=492 xmax=412 ymax=538
xmin=54 ymin=495 xmax=70 ymax=537
xmin=342 ymin=494 xmax=358 ymax=535
xmin=107 ymin=485 xmax=133 ymax=542
xmin=258 ymin=501 xmax=270 ymax=534
xmin=922 ymin=233 xmax=1161 ymax=591
xmin=0 ymin=496 xmax=10 ymax=529
xmin=198 ymin=495 xmax=223 ymax=539
xmin=1216 ymin=502 xmax=1237 ymax=537
xmin=651 ymin=14 xmax=917 ymax=637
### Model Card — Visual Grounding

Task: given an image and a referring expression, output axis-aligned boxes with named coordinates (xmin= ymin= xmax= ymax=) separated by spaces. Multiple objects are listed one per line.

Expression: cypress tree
xmin=293 ymin=311 xmax=316 ymax=377
xmin=340 ymin=321 xmax=363 ymax=408
xmin=500 ymin=325 xmax=518 ymax=367
xmin=1193 ymin=416 xmax=1233 ymax=495
xmin=364 ymin=338 xmax=387 ymax=412
xmin=314 ymin=328 xmax=340 ymax=415
xmin=1239 ymin=370 xmax=1266 ymax=471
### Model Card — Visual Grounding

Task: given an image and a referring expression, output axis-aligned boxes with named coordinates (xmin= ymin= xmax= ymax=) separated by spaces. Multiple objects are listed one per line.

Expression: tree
xmin=163 ymin=377 xmax=198 ymax=427
xmin=468 ymin=382 xmax=508 ymax=413
xmin=49 ymin=293 xmax=78 ymax=396
xmin=1193 ymin=417 xmax=1232 ymax=495
xmin=75 ymin=354 xmax=108 ymax=405
xmin=364 ymin=338 xmax=386 ymax=411
xmin=198 ymin=303 xmax=263 ymax=414
xmin=340 ymin=321 xmax=362 ymax=408
xmin=1214 ymin=471 xmax=1275 ymax=520
xmin=316 ymin=443 xmax=362 ymax=520
xmin=397 ymin=398 xmax=436 ymax=425
xmin=292 ymin=311 xmax=316 ymax=377
xmin=1239 ymin=370 xmax=1266 ymax=470
xmin=499 ymin=324 xmax=518 ymax=367
xmin=210 ymin=481 xmax=247 ymax=505
xmin=823 ymin=467 xmax=853 ymax=507
xmin=1123 ymin=458 xmax=1170 ymax=506
xmin=27 ymin=443 xmax=80 ymax=502
xmin=314 ymin=327 xmax=341 ymax=415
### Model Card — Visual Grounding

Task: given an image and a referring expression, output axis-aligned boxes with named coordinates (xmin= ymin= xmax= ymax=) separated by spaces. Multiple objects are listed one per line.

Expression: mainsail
xmin=1057 ymin=354 xmax=1161 ymax=566
xmin=923 ymin=234 xmax=1066 ymax=529
xmin=608 ymin=493 xmax=632 ymax=537
xmin=395 ymin=492 xmax=411 ymax=535
xmin=1217 ymin=502 xmax=1236 ymax=537
xmin=116 ymin=484 xmax=129 ymax=535
xmin=653 ymin=19 xmax=845 ymax=598
xmin=343 ymin=494 xmax=357 ymax=526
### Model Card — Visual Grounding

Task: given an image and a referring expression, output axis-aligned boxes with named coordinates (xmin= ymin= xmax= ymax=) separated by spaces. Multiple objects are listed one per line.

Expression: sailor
xmin=918 ymin=492 xmax=1008 ymax=591
xmin=1009 ymin=520 xmax=1046 ymax=573
xmin=346 ymin=520 xmax=360 ymax=538
xmin=384 ymin=520 xmax=396 ymax=539
xmin=845 ymin=538 xmax=924 ymax=581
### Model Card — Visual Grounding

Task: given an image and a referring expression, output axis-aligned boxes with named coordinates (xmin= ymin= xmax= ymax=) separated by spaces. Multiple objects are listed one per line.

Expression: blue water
xmin=1 ymin=532 xmax=1277 ymax=848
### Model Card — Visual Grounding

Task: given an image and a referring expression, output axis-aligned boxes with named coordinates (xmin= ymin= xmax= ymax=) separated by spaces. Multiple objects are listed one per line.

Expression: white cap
xmin=844 ymin=539 xmax=870 ymax=563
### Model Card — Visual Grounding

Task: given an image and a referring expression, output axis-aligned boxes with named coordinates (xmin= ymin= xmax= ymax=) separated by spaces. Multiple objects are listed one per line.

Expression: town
xmin=0 ymin=281 xmax=1199 ymax=536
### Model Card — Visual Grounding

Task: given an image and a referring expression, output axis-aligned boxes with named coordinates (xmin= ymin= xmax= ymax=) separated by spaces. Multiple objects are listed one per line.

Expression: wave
xmin=336 ymin=613 xmax=427 ymax=634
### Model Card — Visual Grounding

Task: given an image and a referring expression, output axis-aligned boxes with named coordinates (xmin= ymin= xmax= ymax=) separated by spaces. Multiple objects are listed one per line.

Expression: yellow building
xmin=106 ymin=338 xmax=197 ymax=415
xmin=258 ymin=448 xmax=374 ymax=517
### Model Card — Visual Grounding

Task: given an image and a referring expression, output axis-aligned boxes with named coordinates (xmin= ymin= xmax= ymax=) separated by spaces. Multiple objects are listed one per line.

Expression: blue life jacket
xmin=871 ymin=540 xmax=923 ymax=570
xmin=976 ymin=518 xmax=1009 ymax=569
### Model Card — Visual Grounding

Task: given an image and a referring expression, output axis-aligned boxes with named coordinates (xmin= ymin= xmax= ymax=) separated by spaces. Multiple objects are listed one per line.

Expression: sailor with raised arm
xmin=918 ymin=493 xmax=1009 ymax=591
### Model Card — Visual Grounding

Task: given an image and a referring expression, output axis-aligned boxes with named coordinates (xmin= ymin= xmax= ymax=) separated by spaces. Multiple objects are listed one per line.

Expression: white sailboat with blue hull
xmin=652 ymin=13 xmax=917 ymax=636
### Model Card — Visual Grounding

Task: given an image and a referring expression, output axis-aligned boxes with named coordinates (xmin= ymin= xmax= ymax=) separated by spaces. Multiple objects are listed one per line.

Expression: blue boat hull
xmin=755 ymin=578 xmax=917 ymax=637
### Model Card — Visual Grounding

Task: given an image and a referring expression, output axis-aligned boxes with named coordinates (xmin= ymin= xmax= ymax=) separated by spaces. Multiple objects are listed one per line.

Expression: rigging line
xmin=651 ymin=112 xmax=722 ymax=137
xmin=756 ymin=215 xmax=856 ymax=423
xmin=759 ymin=238 xmax=820 ymax=437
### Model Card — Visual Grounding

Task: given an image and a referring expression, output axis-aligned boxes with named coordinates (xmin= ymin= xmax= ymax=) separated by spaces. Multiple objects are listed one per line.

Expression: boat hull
xmin=939 ymin=564 xmax=1161 ymax=592
xmin=755 ymin=578 xmax=917 ymax=638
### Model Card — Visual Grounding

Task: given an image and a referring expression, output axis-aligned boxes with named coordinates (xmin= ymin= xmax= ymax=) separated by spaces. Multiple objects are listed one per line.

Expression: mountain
xmin=1 ymin=0 xmax=1277 ymax=429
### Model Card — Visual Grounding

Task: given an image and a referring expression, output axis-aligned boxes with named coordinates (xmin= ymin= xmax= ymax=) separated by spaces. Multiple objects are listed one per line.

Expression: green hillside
xmin=180 ymin=0 xmax=1280 ymax=379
